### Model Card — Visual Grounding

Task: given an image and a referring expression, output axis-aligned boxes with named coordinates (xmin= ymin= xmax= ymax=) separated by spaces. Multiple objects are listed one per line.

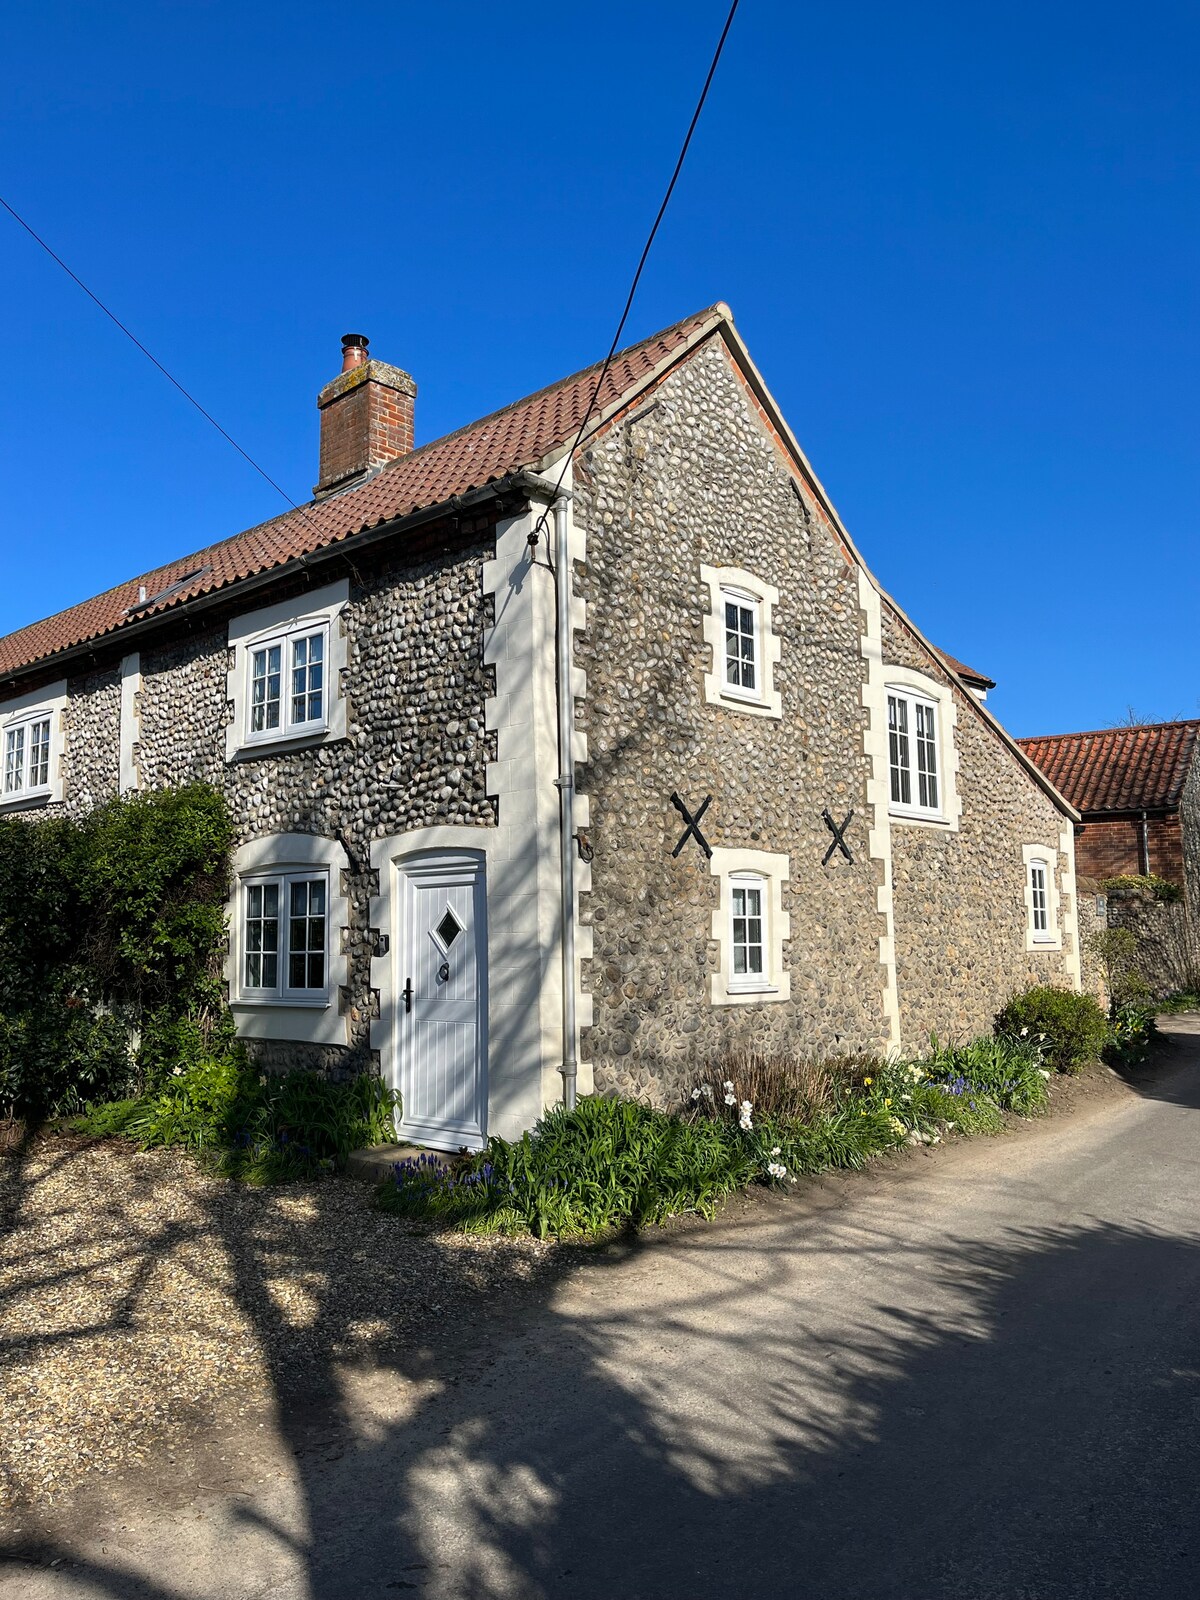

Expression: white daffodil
xmin=767 ymin=1161 xmax=787 ymax=1180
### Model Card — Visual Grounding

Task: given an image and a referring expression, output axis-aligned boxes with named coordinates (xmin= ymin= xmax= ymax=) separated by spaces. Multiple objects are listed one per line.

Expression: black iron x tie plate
xmin=670 ymin=792 xmax=713 ymax=859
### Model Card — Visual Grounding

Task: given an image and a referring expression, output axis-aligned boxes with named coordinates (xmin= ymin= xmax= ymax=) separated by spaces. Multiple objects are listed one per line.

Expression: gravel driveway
xmin=0 ymin=1132 xmax=559 ymax=1511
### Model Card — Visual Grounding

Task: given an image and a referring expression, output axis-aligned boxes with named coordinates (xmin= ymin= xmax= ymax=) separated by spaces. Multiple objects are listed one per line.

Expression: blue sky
xmin=2 ymin=0 xmax=1196 ymax=736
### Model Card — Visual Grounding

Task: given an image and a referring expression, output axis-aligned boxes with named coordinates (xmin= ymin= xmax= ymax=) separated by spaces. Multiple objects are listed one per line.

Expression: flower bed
xmin=377 ymin=1032 xmax=1055 ymax=1239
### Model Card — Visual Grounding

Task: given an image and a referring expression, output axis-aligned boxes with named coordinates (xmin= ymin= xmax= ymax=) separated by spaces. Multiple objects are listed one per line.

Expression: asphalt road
xmin=6 ymin=1021 xmax=1200 ymax=1599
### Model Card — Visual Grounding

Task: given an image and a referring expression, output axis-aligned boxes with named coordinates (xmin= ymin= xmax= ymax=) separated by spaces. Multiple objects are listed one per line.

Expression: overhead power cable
xmin=0 ymin=193 xmax=305 ymax=515
xmin=534 ymin=0 xmax=741 ymax=535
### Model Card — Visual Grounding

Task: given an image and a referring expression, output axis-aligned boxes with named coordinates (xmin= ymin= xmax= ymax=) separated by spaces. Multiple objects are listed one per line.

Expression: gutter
xmin=0 ymin=470 xmax=549 ymax=696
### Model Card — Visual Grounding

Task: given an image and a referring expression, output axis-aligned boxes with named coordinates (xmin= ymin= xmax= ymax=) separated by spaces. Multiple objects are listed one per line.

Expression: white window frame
xmin=882 ymin=666 xmax=960 ymax=829
xmin=1022 ymin=844 xmax=1062 ymax=950
xmin=226 ymin=580 xmax=349 ymax=760
xmin=0 ymin=681 xmax=66 ymax=811
xmin=227 ymin=833 xmax=351 ymax=1045
xmin=709 ymin=847 xmax=791 ymax=1006
xmin=238 ymin=868 xmax=331 ymax=1005
xmin=700 ymin=566 xmax=782 ymax=719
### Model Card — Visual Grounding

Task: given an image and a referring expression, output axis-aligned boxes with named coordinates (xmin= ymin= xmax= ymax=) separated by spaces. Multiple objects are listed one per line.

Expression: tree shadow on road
xmin=5 ymin=1142 xmax=1200 ymax=1599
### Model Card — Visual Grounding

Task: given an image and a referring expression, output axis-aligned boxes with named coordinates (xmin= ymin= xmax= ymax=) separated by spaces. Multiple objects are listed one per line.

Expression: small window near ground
xmin=709 ymin=848 xmax=791 ymax=1006
xmin=1029 ymin=860 xmax=1051 ymax=941
xmin=888 ymin=687 xmax=941 ymax=817
xmin=729 ymin=874 xmax=766 ymax=986
xmin=241 ymin=871 xmax=329 ymax=1001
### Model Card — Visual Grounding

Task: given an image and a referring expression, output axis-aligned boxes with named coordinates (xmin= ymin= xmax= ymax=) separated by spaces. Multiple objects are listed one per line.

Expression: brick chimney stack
xmin=315 ymin=334 xmax=417 ymax=496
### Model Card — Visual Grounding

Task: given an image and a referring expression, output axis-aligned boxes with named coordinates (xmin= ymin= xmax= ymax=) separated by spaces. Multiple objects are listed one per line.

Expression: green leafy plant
xmin=378 ymin=1030 xmax=1053 ymax=1240
xmin=1101 ymin=874 xmax=1182 ymax=903
xmin=995 ymin=985 xmax=1109 ymax=1074
xmin=73 ymin=1056 xmax=397 ymax=1183
xmin=1104 ymin=1002 xmax=1158 ymax=1068
xmin=0 ymin=784 xmax=234 ymax=1117
xmin=1159 ymin=990 xmax=1200 ymax=1014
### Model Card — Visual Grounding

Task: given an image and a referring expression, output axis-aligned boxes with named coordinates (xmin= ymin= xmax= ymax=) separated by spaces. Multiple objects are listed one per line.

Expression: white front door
xmin=395 ymin=852 xmax=487 ymax=1150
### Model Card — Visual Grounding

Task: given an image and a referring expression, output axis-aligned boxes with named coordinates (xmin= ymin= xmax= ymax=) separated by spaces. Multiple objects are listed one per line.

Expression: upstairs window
xmin=241 ymin=870 xmax=329 ymax=1000
xmin=723 ymin=592 xmax=760 ymax=699
xmin=700 ymin=566 xmax=782 ymax=719
xmin=247 ymin=624 xmax=327 ymax=742
xmin=0 ymin=684 xmax=65 ymax=809
xmin=226 ymin=581 xmax=348 ymax=760
xmin=888 ymin=688 xmax=941 ymax=816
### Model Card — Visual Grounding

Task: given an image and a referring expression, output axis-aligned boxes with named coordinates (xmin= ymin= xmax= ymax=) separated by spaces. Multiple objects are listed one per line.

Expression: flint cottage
xmin=0 ymin=306 xmax=1082 ymax=1146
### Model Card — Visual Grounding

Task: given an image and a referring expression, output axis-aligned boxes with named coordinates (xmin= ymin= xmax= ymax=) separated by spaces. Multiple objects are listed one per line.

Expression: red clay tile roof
xmin=1018 ymin=722 xmax=1200 ymax=814
xmin=941 ymin=653 xmax=995 ymax=691
xmin=0 ymin=306 xmax=725 ymax=681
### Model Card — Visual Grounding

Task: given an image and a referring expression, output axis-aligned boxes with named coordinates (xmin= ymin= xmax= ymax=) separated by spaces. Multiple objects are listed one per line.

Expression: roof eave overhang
xmin=0 ymin=471 xmax=543 ymax=694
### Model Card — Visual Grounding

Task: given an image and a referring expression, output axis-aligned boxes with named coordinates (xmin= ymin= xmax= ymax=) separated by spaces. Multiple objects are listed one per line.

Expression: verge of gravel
xmin=0 ymin=1133 xmax=562 ymax=1512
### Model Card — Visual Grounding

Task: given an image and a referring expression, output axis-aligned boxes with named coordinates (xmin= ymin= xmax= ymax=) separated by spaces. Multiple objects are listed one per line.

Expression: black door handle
xmin=403 ymin=977 xmax=413 ymax=1014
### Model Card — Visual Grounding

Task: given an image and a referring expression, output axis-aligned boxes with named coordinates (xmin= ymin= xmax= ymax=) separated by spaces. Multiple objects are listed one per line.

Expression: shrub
xmin=995 ymin=986 xmax=1109 ymax=1074
xmin=73 ymin=1057 xmax=398 ymax=1183
xmin=1101 ymin=874 xmax=1182 ymax=903
xmin=0 ymin=784 xmax=233 ymax=1117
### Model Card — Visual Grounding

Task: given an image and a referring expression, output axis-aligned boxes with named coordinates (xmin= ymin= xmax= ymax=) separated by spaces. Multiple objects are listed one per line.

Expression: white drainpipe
xmin=551 ymin=487 xmax=579 ymax=1110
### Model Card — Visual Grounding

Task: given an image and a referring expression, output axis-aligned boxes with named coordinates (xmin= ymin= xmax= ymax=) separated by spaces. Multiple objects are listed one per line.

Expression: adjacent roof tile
xmin=1018 ymin=722 xmax=1200 ymax=814
xmin=0 ymin=306 xmax=724 ymax=681
xmin=941 ymin=652 xmax=995 ymax=691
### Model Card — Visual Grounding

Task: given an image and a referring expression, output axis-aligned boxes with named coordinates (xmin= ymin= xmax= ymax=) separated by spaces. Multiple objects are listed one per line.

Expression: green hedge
xmin=0 ymin=784 xmax=233 ymax=1116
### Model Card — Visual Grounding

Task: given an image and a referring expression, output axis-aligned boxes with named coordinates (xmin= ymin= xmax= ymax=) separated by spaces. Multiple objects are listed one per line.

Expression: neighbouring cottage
xmin=0 ymin=305 xmax=1082 ymax=1146
xmin=1019 ymin=720 xmax=1200 ymax=991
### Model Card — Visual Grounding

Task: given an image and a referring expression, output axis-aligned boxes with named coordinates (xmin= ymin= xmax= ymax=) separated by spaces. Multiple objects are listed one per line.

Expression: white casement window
xmin=887 ymin=687 xmax=941 ymax=817
xmin=722 ymin=590 xmax=761 ymax=700
xmin=729 ymin=873 xmax=767 ymax=989
xmin=227 ymin=581 xmax=349 ymax=759
xmin=4 ymin=715 xmax=51 ymax=796
xmin=1029 ymin=860 xmax=1050 ymax=937
xmin=709 ymin=847 xmax=791 ymax=1005
xmin=240 ymin=869 xmax=329 ymax=1002
xmin=0 ymin=683 xmax=66 ymax=810
xmin=247 ymin=623 xmax=327 ymax=742
xmin=228 ymin=834 xmax=350 ymax=1044
xmin=700 ymin=566 xmax=782 ymax=718
xmin=1022 ymin=844 xmax=1062 ymax=950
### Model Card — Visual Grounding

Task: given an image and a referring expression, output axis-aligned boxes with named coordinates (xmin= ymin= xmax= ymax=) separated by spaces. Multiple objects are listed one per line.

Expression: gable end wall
xmin=879 ymin=604 xmax=1080 ymax=1040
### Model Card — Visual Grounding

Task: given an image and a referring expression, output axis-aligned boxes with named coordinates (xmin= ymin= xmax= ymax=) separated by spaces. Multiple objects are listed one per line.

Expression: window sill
xmin=713 ymin=690 xmax=781 ymax=719
xmin=728 ymin=982 xmax=779 ymax=996
xmin=888 ymin=806 xmax=949 ymax=827
xmin=233 ymin=995 xmax=331 ymax=1010
xmin=0 ymin=790 xmax=53 ymax=813
xmin=230 ymin=730 xmax=344 ymax=762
